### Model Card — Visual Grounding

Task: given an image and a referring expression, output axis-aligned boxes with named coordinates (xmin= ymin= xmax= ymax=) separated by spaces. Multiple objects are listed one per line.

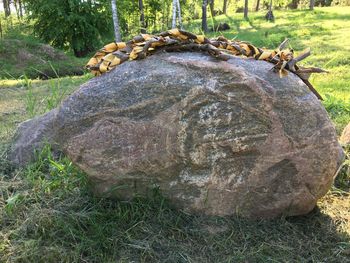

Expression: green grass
xmin=0 ymin=74 xmax=92 ymax=143
xmin=0 ymin=6 xmax=350 ymax=263
xmin=0 ymin=14 xmax=86 ymax=79
xmin=0 ymin=38 xmax=86 ymax=79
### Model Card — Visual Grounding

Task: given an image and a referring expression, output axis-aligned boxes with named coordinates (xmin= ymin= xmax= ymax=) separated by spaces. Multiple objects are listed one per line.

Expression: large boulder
xmin=11 ymin=52 xmax=344 ymax=218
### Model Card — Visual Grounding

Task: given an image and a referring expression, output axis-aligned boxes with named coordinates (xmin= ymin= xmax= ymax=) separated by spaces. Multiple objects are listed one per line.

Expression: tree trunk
xmin=13 ymin=0 xmax=20 ymax=20
xmin=166 ymin=1 xmax=170 ymax=30
xmin=265 ymin=0 xmax=274 ymax=22
xmin=111 ymin=0 xmax=122 ymax=42
xmin=255 ymin=0 xmax=260 ymax=11
xmin=7 ymin=0 xmax=11 ymax=16
xmin=209 ymin=0 xmax=214 ymax=17
xmin=244 ymin=0 xmax=248 ymax=19
xmin=138 ymin=0 xmax=146 ymax=33
xmin=162 ymin=1 xmax=166 ymax=30
xmin=3 ymin=0 xmax=11 ymax=17
xmin=223 ymin=0 xmax=227 ymax=14
xmin=71 ymin=35 xmax=91 ymax=57
xmin=19 ymin=0 xmax=23 ymax=18
xmin=310 ymin=0 xmax=315 ymax=10
xmin=202 ymin=0 xmax=208 ymax=32
xmin=289 ymin=0 xmax=299 ymax=9
xmin=176 ymin=0 xmax=182 ymax=29
xmin=172 ymin=0 xmax=177 ymax=28
xmin=0 ymin=16 xmax=3 ymax=39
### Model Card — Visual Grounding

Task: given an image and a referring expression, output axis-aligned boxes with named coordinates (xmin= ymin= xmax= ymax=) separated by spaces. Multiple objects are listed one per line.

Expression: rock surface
xmin=11 ymin=52 xmax=344 ymax=218
xmin=340 ymin=122 xmax=350 ymax=145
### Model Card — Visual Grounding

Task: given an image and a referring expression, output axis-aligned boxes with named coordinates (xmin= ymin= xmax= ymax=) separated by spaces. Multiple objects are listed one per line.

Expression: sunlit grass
xmin=0 ymin=74 xmax=91 ymax=143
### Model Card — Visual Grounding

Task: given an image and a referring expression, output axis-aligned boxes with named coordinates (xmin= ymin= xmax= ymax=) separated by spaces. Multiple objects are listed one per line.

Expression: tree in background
xmin=3 ymin=0 xmax=11 ymax=17
xmin=223 ymin=0 xmax=228 ymax=14
xmin=24 ymin=0 xmax=111 ymax=57
xmin=20 ymin=0 xmax=335 ymax=58
xmin=202 ymin=0 xmax=208 ymax=32
xmin=176 ymin=0 xmax=182 ymax=28
xmin=310 ymin=0 xmax=315 ymax=9
xmin=111 ymin=0 xmax=121 ymax=41
xmin=265 ymin=0 xmax=274 ymax=21
xmin=244 ymin=0 xmax=249 ymax=19
xmin=289 ymin=0 xmax=300 ymax=9
xmin=209 ymin=0 xmax=215 ymax=17
xmin=139 ymin=0 xmax=146 ymax=33
xmin=172 ymin=0 xmax=177 ymax=28
xmin=256 ymin=0 xmax=261 ymax=11
xmin=11 ymin=0 xmax=24 ymax=19
xmin=0 ymin=15 xmax=2 ymax=38
xmin=172 ymin=0 xmax=182 ymax=29
xmin=18 ymin=0 xmax=23 ymax=17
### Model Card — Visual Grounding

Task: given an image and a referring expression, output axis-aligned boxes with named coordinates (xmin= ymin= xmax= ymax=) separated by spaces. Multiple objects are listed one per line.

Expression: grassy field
xmin=0 ymin=6 xmax=350 ymax=262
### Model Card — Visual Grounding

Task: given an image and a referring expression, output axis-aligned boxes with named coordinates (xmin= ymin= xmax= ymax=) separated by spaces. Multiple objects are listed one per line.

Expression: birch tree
xmin=176 ymin=0 xmax=182 ymax=29
xmin=111 ymin=0 xmax=121 ymax=42
xmin=172 ymin=0 xmax=182 ymax=29
xmin=172 ymin=0 xmax=177 ymax=28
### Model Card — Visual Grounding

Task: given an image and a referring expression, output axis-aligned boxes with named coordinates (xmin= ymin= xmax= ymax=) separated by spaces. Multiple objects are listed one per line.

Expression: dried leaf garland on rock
xmin=86 ymin=28 xmax=326 ymax=100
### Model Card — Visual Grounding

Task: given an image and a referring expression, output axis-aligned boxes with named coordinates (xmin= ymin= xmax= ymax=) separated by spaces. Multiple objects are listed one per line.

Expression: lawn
xmin=0 ymin=6 xmax=350 ymax=262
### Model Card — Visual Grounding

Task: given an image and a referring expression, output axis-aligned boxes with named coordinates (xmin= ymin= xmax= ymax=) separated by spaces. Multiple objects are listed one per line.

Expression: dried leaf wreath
xmin=86 ymin=29 xmax=326 ymax=100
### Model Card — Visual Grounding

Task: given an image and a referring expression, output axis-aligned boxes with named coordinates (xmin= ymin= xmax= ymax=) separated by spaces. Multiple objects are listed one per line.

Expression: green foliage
xmin=23 ymin=0 xmax=111 ymax=57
